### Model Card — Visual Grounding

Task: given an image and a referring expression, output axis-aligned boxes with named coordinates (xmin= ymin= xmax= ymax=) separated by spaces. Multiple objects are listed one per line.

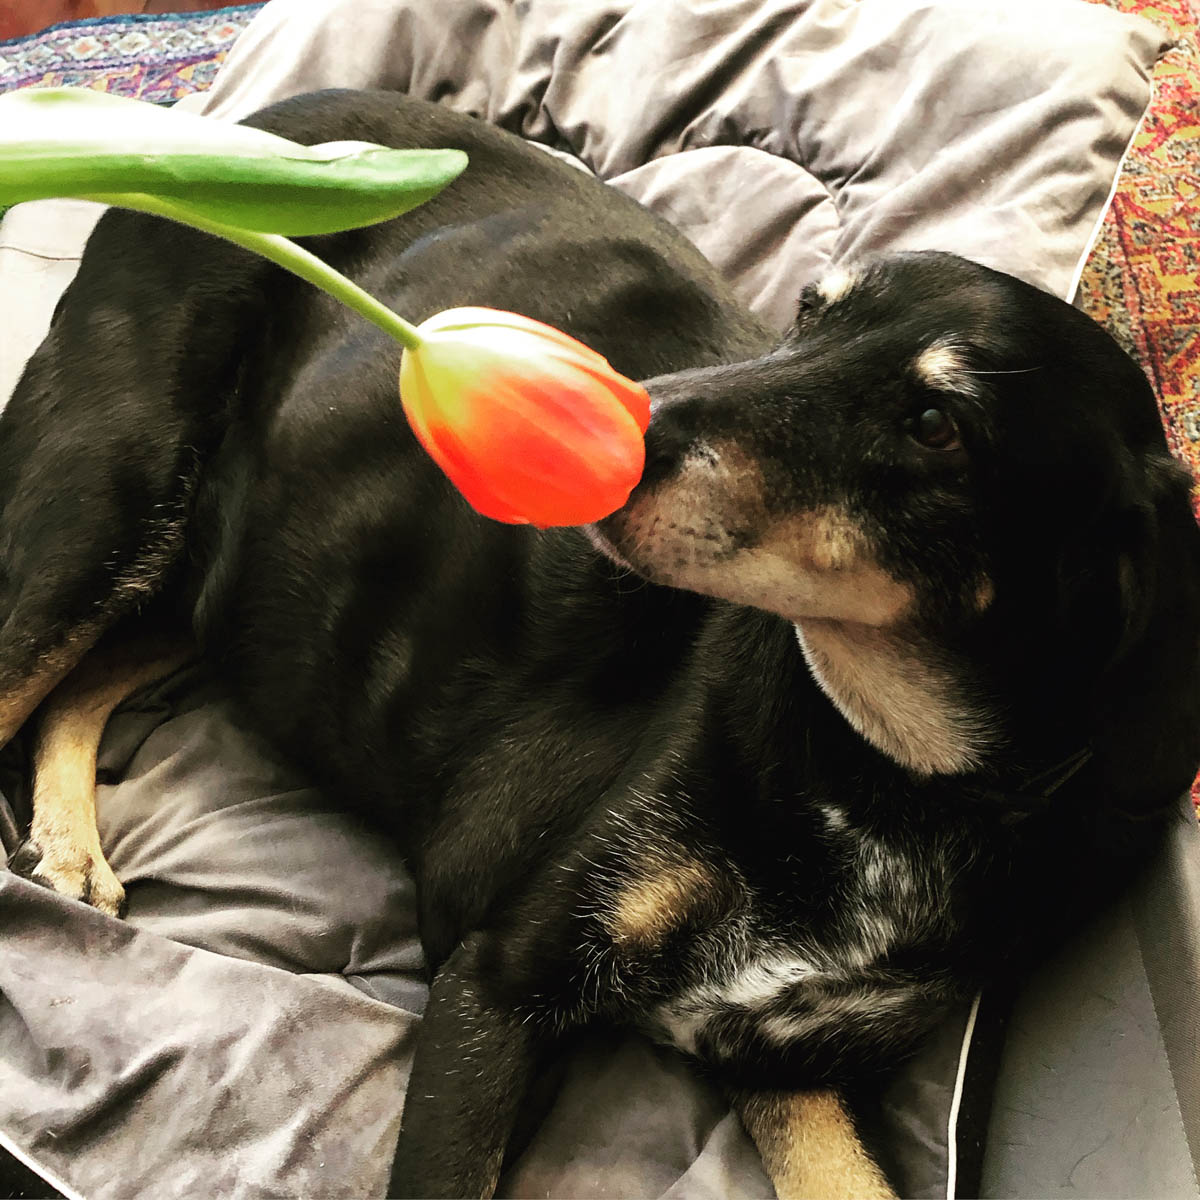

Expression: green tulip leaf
xmin=0 ymin=87 xmax=468 ymax=235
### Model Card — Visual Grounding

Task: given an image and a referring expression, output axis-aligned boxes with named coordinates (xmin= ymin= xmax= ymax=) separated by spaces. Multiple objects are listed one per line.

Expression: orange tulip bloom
xmin=398 ymin=307 xmax=650 ymax=526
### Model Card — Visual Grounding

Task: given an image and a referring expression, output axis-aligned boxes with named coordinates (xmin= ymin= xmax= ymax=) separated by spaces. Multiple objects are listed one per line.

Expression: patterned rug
xmin=1078 ymin=0 xmax=1200 ymax=811
xmin=1080 ymin=0 xmax=1199 ymax=479
xmin=0 ymin=4 xmax=261 ymax=101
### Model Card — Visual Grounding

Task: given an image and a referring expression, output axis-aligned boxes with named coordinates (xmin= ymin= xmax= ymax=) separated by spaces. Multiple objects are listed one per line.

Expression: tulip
xmin=2 ymin=89 xmax=650 ymax=527
xmin=398 ymin=308 xmax=650 ymax=526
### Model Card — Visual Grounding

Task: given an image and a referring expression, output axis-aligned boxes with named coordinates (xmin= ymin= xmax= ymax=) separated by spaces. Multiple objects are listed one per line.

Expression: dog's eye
xmin=908 ymin=407 xmax=961 ymax=451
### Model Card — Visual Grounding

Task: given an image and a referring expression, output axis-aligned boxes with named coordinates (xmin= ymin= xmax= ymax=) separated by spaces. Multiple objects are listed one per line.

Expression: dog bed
xmin=0 ymin=1 xmax=1188 ymax=1196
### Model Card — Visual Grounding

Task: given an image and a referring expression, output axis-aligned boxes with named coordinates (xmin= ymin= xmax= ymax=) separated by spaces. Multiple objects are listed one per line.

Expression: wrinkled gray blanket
xmin=0 ymin=0 xmax=1170 ymax=1196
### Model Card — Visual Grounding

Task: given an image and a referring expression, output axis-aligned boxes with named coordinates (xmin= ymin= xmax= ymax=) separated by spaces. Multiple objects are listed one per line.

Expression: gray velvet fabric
xmin=194 ymin=0 xmax=1168 ymax=326
xmin=0 ymin=0 xmax=1173 ymax=1196
xmin=0 ymin=878 xmax=413 ymax=1199
xmin=1134 ymin=804 xmax=1200 ymax=1190
xmin=981 ymin=803 xmax=1200 ymax=1199
xmin=0 ymin=668 xmax=423 ymax=1198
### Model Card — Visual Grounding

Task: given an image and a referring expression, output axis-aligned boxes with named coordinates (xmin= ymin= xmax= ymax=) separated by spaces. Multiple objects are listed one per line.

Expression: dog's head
xmin=594 ymin=252 xmax=1200 ymax=786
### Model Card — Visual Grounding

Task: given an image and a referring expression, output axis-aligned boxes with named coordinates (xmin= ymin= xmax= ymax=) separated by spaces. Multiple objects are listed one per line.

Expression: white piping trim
xmin=1065 ymin=72 xmax=1157 ymax=304
xmin=0 ymin=1126 xmax=85 ymax=1200
xmin=945 ymin=989 xmax=983 ymax=1200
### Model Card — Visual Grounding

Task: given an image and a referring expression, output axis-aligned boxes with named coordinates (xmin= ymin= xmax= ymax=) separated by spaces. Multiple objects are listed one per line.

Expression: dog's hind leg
xmin=732 ymin=1089 xmax=897 ymax=1200
xmin=9 ymin=630 xmax=192 ymax=915
xmin=0 ymin=204 xmax=273 ymax=754
xmin=0 ymin=208 xmax=272 ymax=910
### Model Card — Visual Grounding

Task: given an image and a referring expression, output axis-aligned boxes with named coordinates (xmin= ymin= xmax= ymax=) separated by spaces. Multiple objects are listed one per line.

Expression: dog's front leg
xmin=732 ymin=1088 xmax=897 ymax=1200
xmin=389 ymin=931 xmax=546 ymax=1200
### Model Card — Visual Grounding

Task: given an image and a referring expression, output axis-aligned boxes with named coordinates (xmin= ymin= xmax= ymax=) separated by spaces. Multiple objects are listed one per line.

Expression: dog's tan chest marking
xmin=652 ymin=951 xmax=816 ymax=1054
xmin=651 ymin=940 xmax=925 ymax=1062
xmin=605 ymin=857 xmax=721 ymax=950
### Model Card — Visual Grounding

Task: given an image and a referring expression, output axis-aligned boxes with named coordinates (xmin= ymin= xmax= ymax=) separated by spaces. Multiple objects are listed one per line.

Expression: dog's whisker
xmin=959 ymin=366 xmax=1044 ymax=375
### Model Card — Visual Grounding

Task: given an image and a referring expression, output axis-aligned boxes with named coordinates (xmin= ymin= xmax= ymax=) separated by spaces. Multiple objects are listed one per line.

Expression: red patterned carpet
xmin=1078 ymin=0 xmax=1200 ymax=811
xmin=1080 ymin=0 xmax=1199 ymax=478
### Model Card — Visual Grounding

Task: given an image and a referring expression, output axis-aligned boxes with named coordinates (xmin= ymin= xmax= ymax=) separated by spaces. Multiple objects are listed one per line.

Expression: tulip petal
xmin=399 ymin=349 xmax=530 ymax=522
xmin=454 ymin=381 xmax=645 ymax=524
xmin=398 ymin=308 xmax=650 ymax=526
xmin=417 ymin=307 xmax=611 ymax=368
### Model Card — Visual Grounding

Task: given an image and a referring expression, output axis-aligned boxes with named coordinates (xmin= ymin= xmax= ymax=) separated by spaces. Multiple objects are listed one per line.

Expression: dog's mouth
xmin=592 ymin=440 xmax=914 ymax=628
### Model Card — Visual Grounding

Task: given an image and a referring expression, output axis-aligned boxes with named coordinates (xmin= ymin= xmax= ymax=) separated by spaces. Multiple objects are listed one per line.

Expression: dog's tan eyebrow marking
xmin=816 ymin=266 xmax=859 ymax=305
xmin=914 ymin=339 xmax=979 ymax=394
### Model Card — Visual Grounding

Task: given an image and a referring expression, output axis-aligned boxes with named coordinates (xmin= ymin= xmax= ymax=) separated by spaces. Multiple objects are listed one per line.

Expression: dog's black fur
xmin=4 ymin=89 xmax=1200 ymax=1197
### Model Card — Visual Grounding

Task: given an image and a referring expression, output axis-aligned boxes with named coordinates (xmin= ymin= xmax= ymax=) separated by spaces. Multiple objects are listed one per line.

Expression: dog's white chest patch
xmin=647 ymin=833 xmax=934 ymax=1060
xmin=651 ymin=952 xmax=817 ymax=1055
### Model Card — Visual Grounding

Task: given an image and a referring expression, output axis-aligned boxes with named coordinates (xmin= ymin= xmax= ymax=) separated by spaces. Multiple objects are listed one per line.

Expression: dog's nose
xmin=641 ymin=406 xmax=699 ymax=487
xmin=641 ymin=370 xmax=709 ymax=486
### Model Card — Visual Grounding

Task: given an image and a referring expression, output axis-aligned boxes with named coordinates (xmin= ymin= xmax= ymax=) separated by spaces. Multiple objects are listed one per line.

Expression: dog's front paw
xmin=9 ymin=834 xmax=126 ymax=917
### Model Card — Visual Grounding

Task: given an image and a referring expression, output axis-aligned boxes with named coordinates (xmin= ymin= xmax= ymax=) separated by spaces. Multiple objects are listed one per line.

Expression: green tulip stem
xmin=88 ymin=191 xmax=427 ymax=351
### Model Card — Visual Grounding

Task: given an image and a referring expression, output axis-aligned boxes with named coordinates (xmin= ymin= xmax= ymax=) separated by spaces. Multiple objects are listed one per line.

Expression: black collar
xmin=958 ymin=745 xmax=1095 ymax=820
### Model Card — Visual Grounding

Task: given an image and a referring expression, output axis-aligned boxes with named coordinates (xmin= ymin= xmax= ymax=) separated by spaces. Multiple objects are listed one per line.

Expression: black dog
xmin=3 ymin=89 xmax=1199 ymax=1198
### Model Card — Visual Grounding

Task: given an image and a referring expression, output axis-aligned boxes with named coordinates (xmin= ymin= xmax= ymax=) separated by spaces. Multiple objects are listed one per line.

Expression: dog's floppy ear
xmin=1048 ymin=447 xmax=1200 ymax=814
xmin=1054 ymin=450 xmax=1197 ymax=672
xmin=1104 ymin=453 xmax=1180 ymax=672
xmin=1115 ymin=453 xmax=1197 ymax=667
